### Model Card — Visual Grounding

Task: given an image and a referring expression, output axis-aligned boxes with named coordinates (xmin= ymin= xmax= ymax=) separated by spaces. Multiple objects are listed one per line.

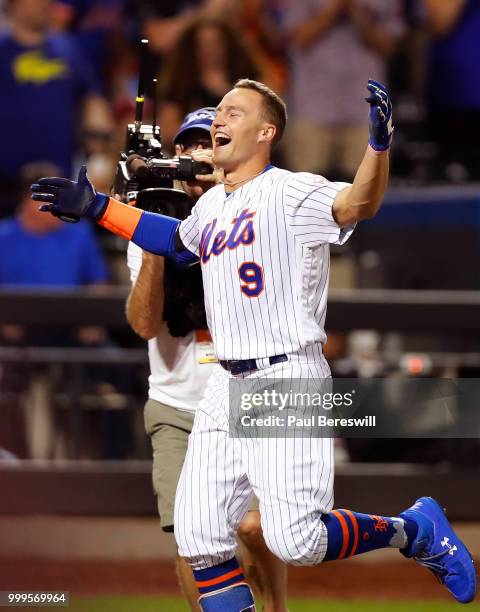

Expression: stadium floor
xmin=1 ymin=558 xmax=478 ymax=609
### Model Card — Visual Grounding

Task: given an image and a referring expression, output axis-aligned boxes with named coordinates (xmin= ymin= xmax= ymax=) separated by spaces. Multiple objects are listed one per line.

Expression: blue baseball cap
xmin=173 ymin=106 xmax=216 ymax=145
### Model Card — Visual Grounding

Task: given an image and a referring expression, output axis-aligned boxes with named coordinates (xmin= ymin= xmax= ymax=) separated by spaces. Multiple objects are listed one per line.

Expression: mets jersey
xmin=179 ymin=166 xmax=354 ymax=361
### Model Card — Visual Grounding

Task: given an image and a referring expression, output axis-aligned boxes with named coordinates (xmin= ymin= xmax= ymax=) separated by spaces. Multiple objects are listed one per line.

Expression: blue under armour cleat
xmin=400 ymin=497 xmax=477 ymax=603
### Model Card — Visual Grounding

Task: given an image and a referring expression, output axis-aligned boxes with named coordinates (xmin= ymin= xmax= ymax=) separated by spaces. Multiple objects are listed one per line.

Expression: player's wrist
xmin=368 ymin=137 xmax=390 ymax=152
xmin=367 ymin=143 xmax=389 ymax=155
xmin=87 ymin=192 xmax=110 ymax=220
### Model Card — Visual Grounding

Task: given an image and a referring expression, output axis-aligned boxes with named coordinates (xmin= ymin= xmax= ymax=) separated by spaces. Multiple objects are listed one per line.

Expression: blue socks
xmin=322 ymin=509 xmax=418 ymax=560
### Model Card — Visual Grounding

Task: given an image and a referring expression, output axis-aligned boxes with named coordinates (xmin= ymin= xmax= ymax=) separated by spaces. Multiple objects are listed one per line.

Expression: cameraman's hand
xmin=31 ymin=166 xmax=109 ymax=223
xmin=191 ymin=149 xmax=223 ymax=185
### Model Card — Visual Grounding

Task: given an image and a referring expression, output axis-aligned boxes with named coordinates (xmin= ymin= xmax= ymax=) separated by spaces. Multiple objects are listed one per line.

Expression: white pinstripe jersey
xmin=179 ymin=166 xmax=354 ymax=361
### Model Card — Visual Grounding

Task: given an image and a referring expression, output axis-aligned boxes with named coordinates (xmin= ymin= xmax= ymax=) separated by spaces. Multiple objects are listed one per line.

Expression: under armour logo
xmin=441 ymin=537 xmax=457 ymax=556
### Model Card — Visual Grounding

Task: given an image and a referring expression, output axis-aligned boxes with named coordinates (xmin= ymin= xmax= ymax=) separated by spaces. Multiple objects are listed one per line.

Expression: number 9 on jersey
xmin=238 ymin=262 xmax=264 ymax=297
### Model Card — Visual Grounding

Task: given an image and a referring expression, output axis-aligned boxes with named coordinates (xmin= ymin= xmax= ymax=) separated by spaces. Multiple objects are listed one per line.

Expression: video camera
xmin=113 ymin=40 xmax=209 ymax=337
xmin=112 ymin=39 xmax=212 ymax=217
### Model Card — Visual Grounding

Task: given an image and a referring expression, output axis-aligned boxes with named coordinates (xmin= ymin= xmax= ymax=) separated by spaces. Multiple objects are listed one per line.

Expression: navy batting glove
xmin=31 ymin=165 xmax=108 ymax=223
xmin=366 ymin=79 xmax=393 ymax=152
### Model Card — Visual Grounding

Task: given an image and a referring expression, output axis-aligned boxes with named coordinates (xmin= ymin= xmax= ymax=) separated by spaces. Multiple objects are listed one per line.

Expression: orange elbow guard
xmin=98 ymin=197 xmax=143 ymax=240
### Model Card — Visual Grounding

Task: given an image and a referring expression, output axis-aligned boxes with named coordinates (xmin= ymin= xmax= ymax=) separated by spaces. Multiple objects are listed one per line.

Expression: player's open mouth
xmin=214 ymin=133 xmax=231 ymax=147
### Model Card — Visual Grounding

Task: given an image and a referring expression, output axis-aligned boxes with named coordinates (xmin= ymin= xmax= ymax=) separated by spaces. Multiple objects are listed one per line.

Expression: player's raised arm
xmin=332 ymin=79 xmax=392 ymax=227
xmin=31 ymin=166 xmax=198 ymax=267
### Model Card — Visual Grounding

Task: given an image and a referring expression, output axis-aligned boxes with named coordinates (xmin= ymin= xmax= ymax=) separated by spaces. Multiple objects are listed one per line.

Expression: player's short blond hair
xmin=234 ymin=79 xmax=287 ymax=147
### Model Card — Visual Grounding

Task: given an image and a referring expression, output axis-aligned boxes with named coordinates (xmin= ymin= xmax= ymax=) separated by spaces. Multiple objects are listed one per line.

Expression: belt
xmin=219 ymin=354 xmax=288 ymax=375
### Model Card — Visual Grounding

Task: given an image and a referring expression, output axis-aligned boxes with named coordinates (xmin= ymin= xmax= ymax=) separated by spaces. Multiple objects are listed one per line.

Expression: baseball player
xmin=126 ymin=107 xmax=287 ymax=611
xmin=33 ymin=79 xmax=476 ymax=611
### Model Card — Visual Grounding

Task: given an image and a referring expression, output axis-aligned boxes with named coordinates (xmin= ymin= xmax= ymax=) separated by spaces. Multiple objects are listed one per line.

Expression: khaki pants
xmin=286 ymin=119 xmax=369 ymax=180
xmin=144 ymin=399 xmax=195 ymax=531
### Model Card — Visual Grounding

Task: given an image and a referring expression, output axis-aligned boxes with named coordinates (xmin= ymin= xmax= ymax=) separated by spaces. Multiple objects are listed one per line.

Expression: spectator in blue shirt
xmin=0 ymin=0 xmax=113 ymax=216
xmin=0 ymin=167 xmax=108 ymax=288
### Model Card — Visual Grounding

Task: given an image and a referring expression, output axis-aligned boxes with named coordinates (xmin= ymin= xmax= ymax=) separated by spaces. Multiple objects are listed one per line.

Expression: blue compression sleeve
xmin=131 ymin=211 xmax=199 ymax=266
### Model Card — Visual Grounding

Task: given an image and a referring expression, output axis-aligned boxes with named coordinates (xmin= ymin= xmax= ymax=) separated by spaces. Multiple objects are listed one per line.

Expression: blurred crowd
xmin=1 ymin=0 xmax=480 ymax=219
xmin=1 ymin=0 xmax=479 ymax=462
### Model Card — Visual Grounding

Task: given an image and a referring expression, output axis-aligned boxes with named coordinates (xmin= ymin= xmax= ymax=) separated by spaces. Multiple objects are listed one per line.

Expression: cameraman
xmin=125 ymin=108 xmax=287 ymax=611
